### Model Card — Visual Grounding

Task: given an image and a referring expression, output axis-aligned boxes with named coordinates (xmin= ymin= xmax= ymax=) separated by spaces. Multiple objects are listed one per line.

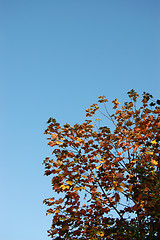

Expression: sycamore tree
xmin=43 ymin=90 xmax=160 ymax=240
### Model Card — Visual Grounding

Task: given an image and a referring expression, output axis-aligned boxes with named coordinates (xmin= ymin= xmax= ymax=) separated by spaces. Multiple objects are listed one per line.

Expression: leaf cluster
xmin=43 ymin=90 xmax=160 ymax=239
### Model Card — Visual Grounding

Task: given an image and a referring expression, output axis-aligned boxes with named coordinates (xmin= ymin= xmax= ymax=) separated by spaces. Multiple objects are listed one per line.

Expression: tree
xmin=43 ymin=90 xmax=160 ymax=240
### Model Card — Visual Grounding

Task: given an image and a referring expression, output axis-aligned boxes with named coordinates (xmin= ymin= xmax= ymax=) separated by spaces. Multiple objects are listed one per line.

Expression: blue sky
xmin=1 ymin=1 xmax=160 ymax=240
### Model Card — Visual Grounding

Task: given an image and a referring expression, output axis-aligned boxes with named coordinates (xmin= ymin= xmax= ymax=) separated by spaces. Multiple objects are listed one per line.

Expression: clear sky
xmin=1 ymin=1 xmax=160 ymax=240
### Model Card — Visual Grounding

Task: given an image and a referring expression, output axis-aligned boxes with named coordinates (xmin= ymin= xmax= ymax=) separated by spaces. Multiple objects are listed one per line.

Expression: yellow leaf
xmin=82 ymin=175 xmax=87 ymax=178
xmin=150 ymin=170 xmax=156 ymax=175
xmin=130 ymin=159 xmax=137 ymax=164
xmin=147 ymin=151 xmax=153 ymax=155
xmin=151 ymin=159 xmax=158 ymax=165
xmin=151 ymin=140 xmax=157 ymax=145
xmin=61 ymin=185 xmax=70 ymax=190
xmin=74 ymin=158 xmax=80 ymax=162
xmin=46 ymin=212 xmax=51 ymax=215
xmin=96 ymin=165 xmax=101 ymax=169
xmin=73 ymin=186 xmax=85 ymax=191
xmin=97 ymin=231 xmax=104 ymax=237
xmin=55 ymin=210 xmax=60 ymax=213
xmin=113 ymin=180 xmax=118 ymax=184
xmin=100 ymin=158 xmax=105 ymax=163
xmin=56 ymin=160 xmax=63 ymax=166
xmin=140 ymin=201 xmax=145 ymax=207
xmin=66 ymin=180 xmax=73 ymax=185
xmin=76 ymin=137 xmax=83 ymax=142
xmin=55 ymin=141 xmax=63 ymax=145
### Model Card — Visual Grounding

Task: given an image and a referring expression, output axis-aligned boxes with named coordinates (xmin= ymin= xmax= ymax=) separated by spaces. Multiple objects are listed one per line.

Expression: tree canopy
xmin=43 ymin=90 xmax=160 ymax=240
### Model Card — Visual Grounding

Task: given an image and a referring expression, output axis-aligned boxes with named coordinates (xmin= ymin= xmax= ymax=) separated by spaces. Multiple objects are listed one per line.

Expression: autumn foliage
xmin=43 ymin=90 xmax=160 ymax=239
